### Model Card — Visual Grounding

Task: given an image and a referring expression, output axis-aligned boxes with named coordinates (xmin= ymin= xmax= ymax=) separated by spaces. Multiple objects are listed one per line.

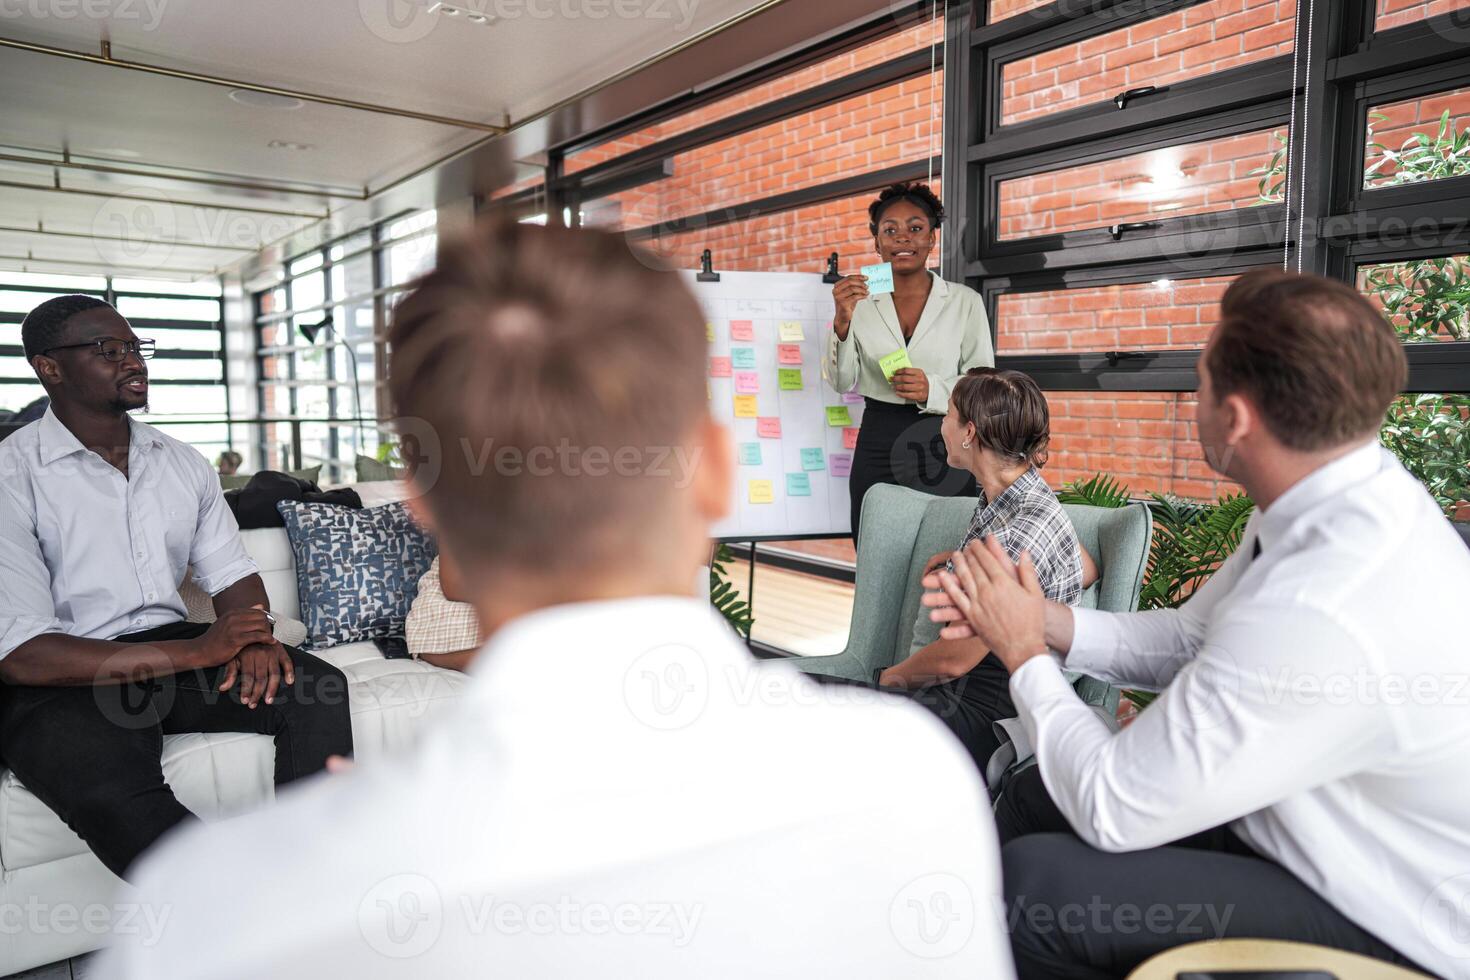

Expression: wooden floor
xmin=724 ymin=558 xmax=854 ymax=657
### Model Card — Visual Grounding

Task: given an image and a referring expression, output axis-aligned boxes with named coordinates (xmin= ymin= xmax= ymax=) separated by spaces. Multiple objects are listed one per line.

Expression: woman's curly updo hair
xmin=867 ymin=182 xmax=945 ymax=237
xmin=950 ymin=367 xmax=1052 ymax=469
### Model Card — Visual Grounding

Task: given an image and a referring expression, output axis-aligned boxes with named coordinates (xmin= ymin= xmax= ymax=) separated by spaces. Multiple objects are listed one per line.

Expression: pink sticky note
xmin=842 ymin=426 xmax=860 ymax=449
xmin=756 ymin=417 xmax=782 ymax=439
xmin=777 ymin=344 xmax=803 ymax=365
xmin=841 ymin=391 xmax=865 ymax=404
xmin=730 ymin=320 xmax=755 ymax=341
xmin=830 ymin=453 xmax=853 ymax=478
xmin=709 ymin=356 xmax=732 ymax=378
xmin=734 ymin=371 xmax=759 ymax=394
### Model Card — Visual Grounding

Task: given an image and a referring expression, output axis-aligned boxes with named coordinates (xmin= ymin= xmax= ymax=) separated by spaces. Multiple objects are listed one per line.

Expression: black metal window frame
xmin=944 ymin=0 xmax=1470 ymax=399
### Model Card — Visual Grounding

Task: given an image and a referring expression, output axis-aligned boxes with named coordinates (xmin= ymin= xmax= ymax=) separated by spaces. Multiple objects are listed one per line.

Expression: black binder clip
xmin=821 ymin=252 xmax=843 ymax=284
xmin=696 ymin=249 xmax=721 ymax=282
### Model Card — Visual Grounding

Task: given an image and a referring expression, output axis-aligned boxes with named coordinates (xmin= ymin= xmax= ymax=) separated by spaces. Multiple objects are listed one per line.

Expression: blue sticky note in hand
xmin=861 ymin=261 xmax=894 ymax=296
xmin=786 ymin=472 xmax=812 ymax=497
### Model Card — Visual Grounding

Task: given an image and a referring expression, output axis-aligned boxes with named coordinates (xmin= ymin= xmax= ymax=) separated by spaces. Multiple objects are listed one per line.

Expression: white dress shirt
xmin=0 ymin=408 xmax=257 ymax=658
xmin=824 ymin=272 xmax=995 ymax=414
xmin=106 ymin=596 xmax=1015 ymax=979
xmin=1009 ymin=441 xmax=1470 ymax=977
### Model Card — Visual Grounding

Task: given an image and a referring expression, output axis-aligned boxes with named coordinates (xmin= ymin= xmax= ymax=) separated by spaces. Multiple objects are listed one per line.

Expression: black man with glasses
xmin=0 ymin=294 xmax=353 ymax=879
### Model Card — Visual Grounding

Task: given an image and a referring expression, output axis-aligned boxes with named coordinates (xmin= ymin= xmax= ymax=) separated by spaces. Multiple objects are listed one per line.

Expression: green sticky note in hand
xmin=879 ymin=347 xmax=913 ymax=381
xmin=826 ymin=405 xmax=853 ymax=427
xmin=778 ymin=368 xmax=803 ymax=391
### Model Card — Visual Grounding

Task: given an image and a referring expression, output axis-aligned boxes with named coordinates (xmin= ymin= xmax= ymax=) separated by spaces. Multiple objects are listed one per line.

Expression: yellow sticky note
xmin=879 ymin=347 xmax=913 ymax=381
xmin=748 ymin=480 xmax=775 ymax=504
xmin=778 ymin=320 xmax=804 ymax=342
xmin=706 ymin=322 xmax=716 ymax=342
xmin=733 ymin=394 xmax=758 ymax=418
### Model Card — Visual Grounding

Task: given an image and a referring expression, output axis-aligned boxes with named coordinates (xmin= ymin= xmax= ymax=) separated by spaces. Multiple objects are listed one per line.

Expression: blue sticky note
xmin=800 ymin=447 xmax=825 ymax=471
xmin=786 ymin=472 xmax=812 ymax=497
xmin=731 ymin=347 xmax=756 ymax=370
xmin=861 ymin=261 xmax=894 ymax=296
xmin=738 ymin=442 xmax=762 ymax=466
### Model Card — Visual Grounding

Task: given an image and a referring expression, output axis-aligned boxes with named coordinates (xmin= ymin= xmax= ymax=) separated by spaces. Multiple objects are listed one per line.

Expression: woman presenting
xmin=825 ymin=182 xmax=995 ymax=540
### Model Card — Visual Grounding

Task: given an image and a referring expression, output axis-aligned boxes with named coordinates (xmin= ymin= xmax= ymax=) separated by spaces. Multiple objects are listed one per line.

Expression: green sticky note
xmin=731 ymin=347 xmax=756 ymax=370
xmin=738 ymin=442 xmax=762 ymax=466
xmin=800 ymin=447 xmax=825 ymax=471
xmin=786 ymin=472 xmax=812 ymax=497
xmin=879 ymin=347 xmax=913 ymax=381
xmin=778 ymin=367 xmax=803 ymax=391
xmin=826 ymin=405 xmax=853 ymax=427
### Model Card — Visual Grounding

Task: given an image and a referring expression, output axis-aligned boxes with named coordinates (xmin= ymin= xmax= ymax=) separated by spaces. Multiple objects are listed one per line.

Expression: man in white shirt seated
xmin=104 ymin=222 xmax=1016 ymax=979
xmin=924 ymin=268 xmax=1470 ymax=979
xmin=0 ymin=295 xmax=354 ymax=880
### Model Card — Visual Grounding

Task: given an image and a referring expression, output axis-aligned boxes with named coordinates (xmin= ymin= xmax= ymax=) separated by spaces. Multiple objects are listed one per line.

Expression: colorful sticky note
xmin=756 ymin=417 xmax=782 ymax=439
xmin=705 ymin=322 xmax=716 ymax=342
xmin=709 ymin=356 xmax=732 ymax=378
xmin=748 ymin=480 xmax=775 ymax=504
xmin=830 ymin=453 xmax=853 ymax=478
xmin=800 ymin=447 xmax=825 ymax=471
xmin=778 ymin=368 xmax=803 ymax=391
xmin=733 ymin=395 xmax=758 ymax=418
xmin=777 ymin=344 xmax=803 ymax=365
xmin=730 ymin=319 xmax=755 ymax=341
xmin=826 ymin=405 xmax=853 ymax=427
xmin=786 ymin=472 xmax=812 ymax=497
xmin=731 ymin=347 xmax=756 ymax=370
xmin=879 ymin=347 xmax=913 ymax=381
xmin=843 ymin=426 xmax=860 ymax=450
xmin=841 ymin=390 xmax=865 ymax=404
xmin=861 ymin=261 xmax=894 ymax=295
xmin=778 ymin=320 xmax=804 ymax=342
xmin=738 ymin=442 xmax=762 ymax=466
xmin=734 ymin=371 xmax=760 ymax=394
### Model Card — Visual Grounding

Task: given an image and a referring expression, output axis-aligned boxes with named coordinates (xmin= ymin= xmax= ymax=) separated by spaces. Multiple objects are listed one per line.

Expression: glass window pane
xmin=987 ymin=0 xmax=1051 ymax=23
xmin=258 ymin=319 xmax=292 ymax=350
xmin=1000 ymin=0 xmax=1296 ymax=127
xmin=113 ymin=277 xmax=221 ymax=297
xmin=386 ymin=210 xmax=437 ymax=243
xmin=0 ymin=289 xmax=102 ymax=314
xmin=1381 ymin=393 xmax=1470 ymax=519
xmin=288 ymin=251 xmax=324 ymax=276
xmin=295 ymin=384 xmax=332 ymax=419
xmin=330 ymin=253 xmax=375 ymax=307
xmin=1364 ymin=85 xmax=1470 ymax=190
xmin=115 ymin=296 xmax=221 ymax=322
xmin=146 ymin=325 xmax=223 ymax=353
xmin=1044 ymin=390 xmax=1239 ymax=501
xmin=1358 ymin=254 xmax=1470 ymax=343
xmin=289 ymin=271 xmax=325 ymax=314
xmin=564 ymin=17 xmax=940 ymax=176
xmin=0 ymin=382 xmax=46 ymax=412
xmin=996 ymin=126 xmax=1287 ymax=241
xmin=1375 ymin=0 xmax=1470 ymax=31
xmin=148 ymin=357 xmax=223 ymax=382
xmin=143 ymin=385 xmax=226 ymax=416
xmin=997 ymin=275 xmax=1235 ymax=353
xmin=0 ymin=271 xmax=106 ymax=291
xmin=386 ymin=234 xmax=436 ymax=286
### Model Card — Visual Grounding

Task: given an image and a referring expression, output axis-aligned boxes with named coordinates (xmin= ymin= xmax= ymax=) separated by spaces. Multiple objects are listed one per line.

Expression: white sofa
xmin=0 ymin=510 xmax=469 ymax=975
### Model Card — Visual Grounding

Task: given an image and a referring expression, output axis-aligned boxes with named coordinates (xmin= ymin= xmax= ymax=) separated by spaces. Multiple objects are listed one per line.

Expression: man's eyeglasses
xmin=40 ymin=338 xmax=156 ymax=362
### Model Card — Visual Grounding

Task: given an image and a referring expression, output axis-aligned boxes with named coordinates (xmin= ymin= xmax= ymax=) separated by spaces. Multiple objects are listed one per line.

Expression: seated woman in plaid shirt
xmin=877 ymin=367 xmax=1096 ymax=773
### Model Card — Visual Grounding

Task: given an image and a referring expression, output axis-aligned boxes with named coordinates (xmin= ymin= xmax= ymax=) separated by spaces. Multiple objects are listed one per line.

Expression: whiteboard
xmin=684 ymin=270 xmax=865 ymax=541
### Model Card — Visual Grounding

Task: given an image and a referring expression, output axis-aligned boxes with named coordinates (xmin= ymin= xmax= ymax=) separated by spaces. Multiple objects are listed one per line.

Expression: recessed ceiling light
xmin=428 ymin=2 xmax=495 ymax=24
xmin=229 ymin=89 xmax=304 ymax=110
xmin=268 ymin=139 xmax=314 ymax=151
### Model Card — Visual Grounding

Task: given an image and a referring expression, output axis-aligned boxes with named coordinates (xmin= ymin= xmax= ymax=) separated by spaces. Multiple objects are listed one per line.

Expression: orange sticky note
xmin=733 ymin=395 xmax=758 ymax=418
xmin=730 ymin=320 xmax=755 ymax=341
xmin=777 ymin=344 xmax=803 ymax=365
xmin=843 ymin=426 xmax=860 ymax=449
xmin=756 ymin=417 xmax=782 ymax=439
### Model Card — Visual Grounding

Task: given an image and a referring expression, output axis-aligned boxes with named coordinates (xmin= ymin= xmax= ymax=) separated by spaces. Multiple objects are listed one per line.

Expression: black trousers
xmin=996 ymin=766 xmax=1425 ymax=980
xmin=0 ymin=621 xmax=353 ymax=879
xmin=805 ymin=659 xmax=1014 ymax=776
xmin=848 ymin=398 xmax=976 ymax=543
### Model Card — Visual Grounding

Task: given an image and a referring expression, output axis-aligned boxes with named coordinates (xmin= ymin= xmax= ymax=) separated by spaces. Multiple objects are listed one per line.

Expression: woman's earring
xmin=961 ymin=438 xmax=972 ymax=449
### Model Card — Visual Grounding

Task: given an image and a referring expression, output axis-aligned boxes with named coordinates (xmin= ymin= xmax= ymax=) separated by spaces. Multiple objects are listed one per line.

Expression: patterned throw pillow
xmin=276 ymin=501 xmax=437 ymax=649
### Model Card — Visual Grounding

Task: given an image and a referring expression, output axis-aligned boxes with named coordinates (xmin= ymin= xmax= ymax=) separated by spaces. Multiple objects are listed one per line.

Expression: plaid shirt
xmin=949 ymin=467 xmax=1083 ymax=606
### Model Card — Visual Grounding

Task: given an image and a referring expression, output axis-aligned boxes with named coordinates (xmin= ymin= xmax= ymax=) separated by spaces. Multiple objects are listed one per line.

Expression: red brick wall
xmin=998 ymin=127 xmax=1285 ymax=239
xmin=1377 ymin=0 xmax=1470 ymax=30
xmin=1001 ymin=0 xmax=1295 ymax=126
xmin=997 ymin=275 xmax=1229 ymax=354
xmin=988 ymin=0 xmax=1053 ymax=23
xmin=1367 ymin=86 xmax=1470 ymax=186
